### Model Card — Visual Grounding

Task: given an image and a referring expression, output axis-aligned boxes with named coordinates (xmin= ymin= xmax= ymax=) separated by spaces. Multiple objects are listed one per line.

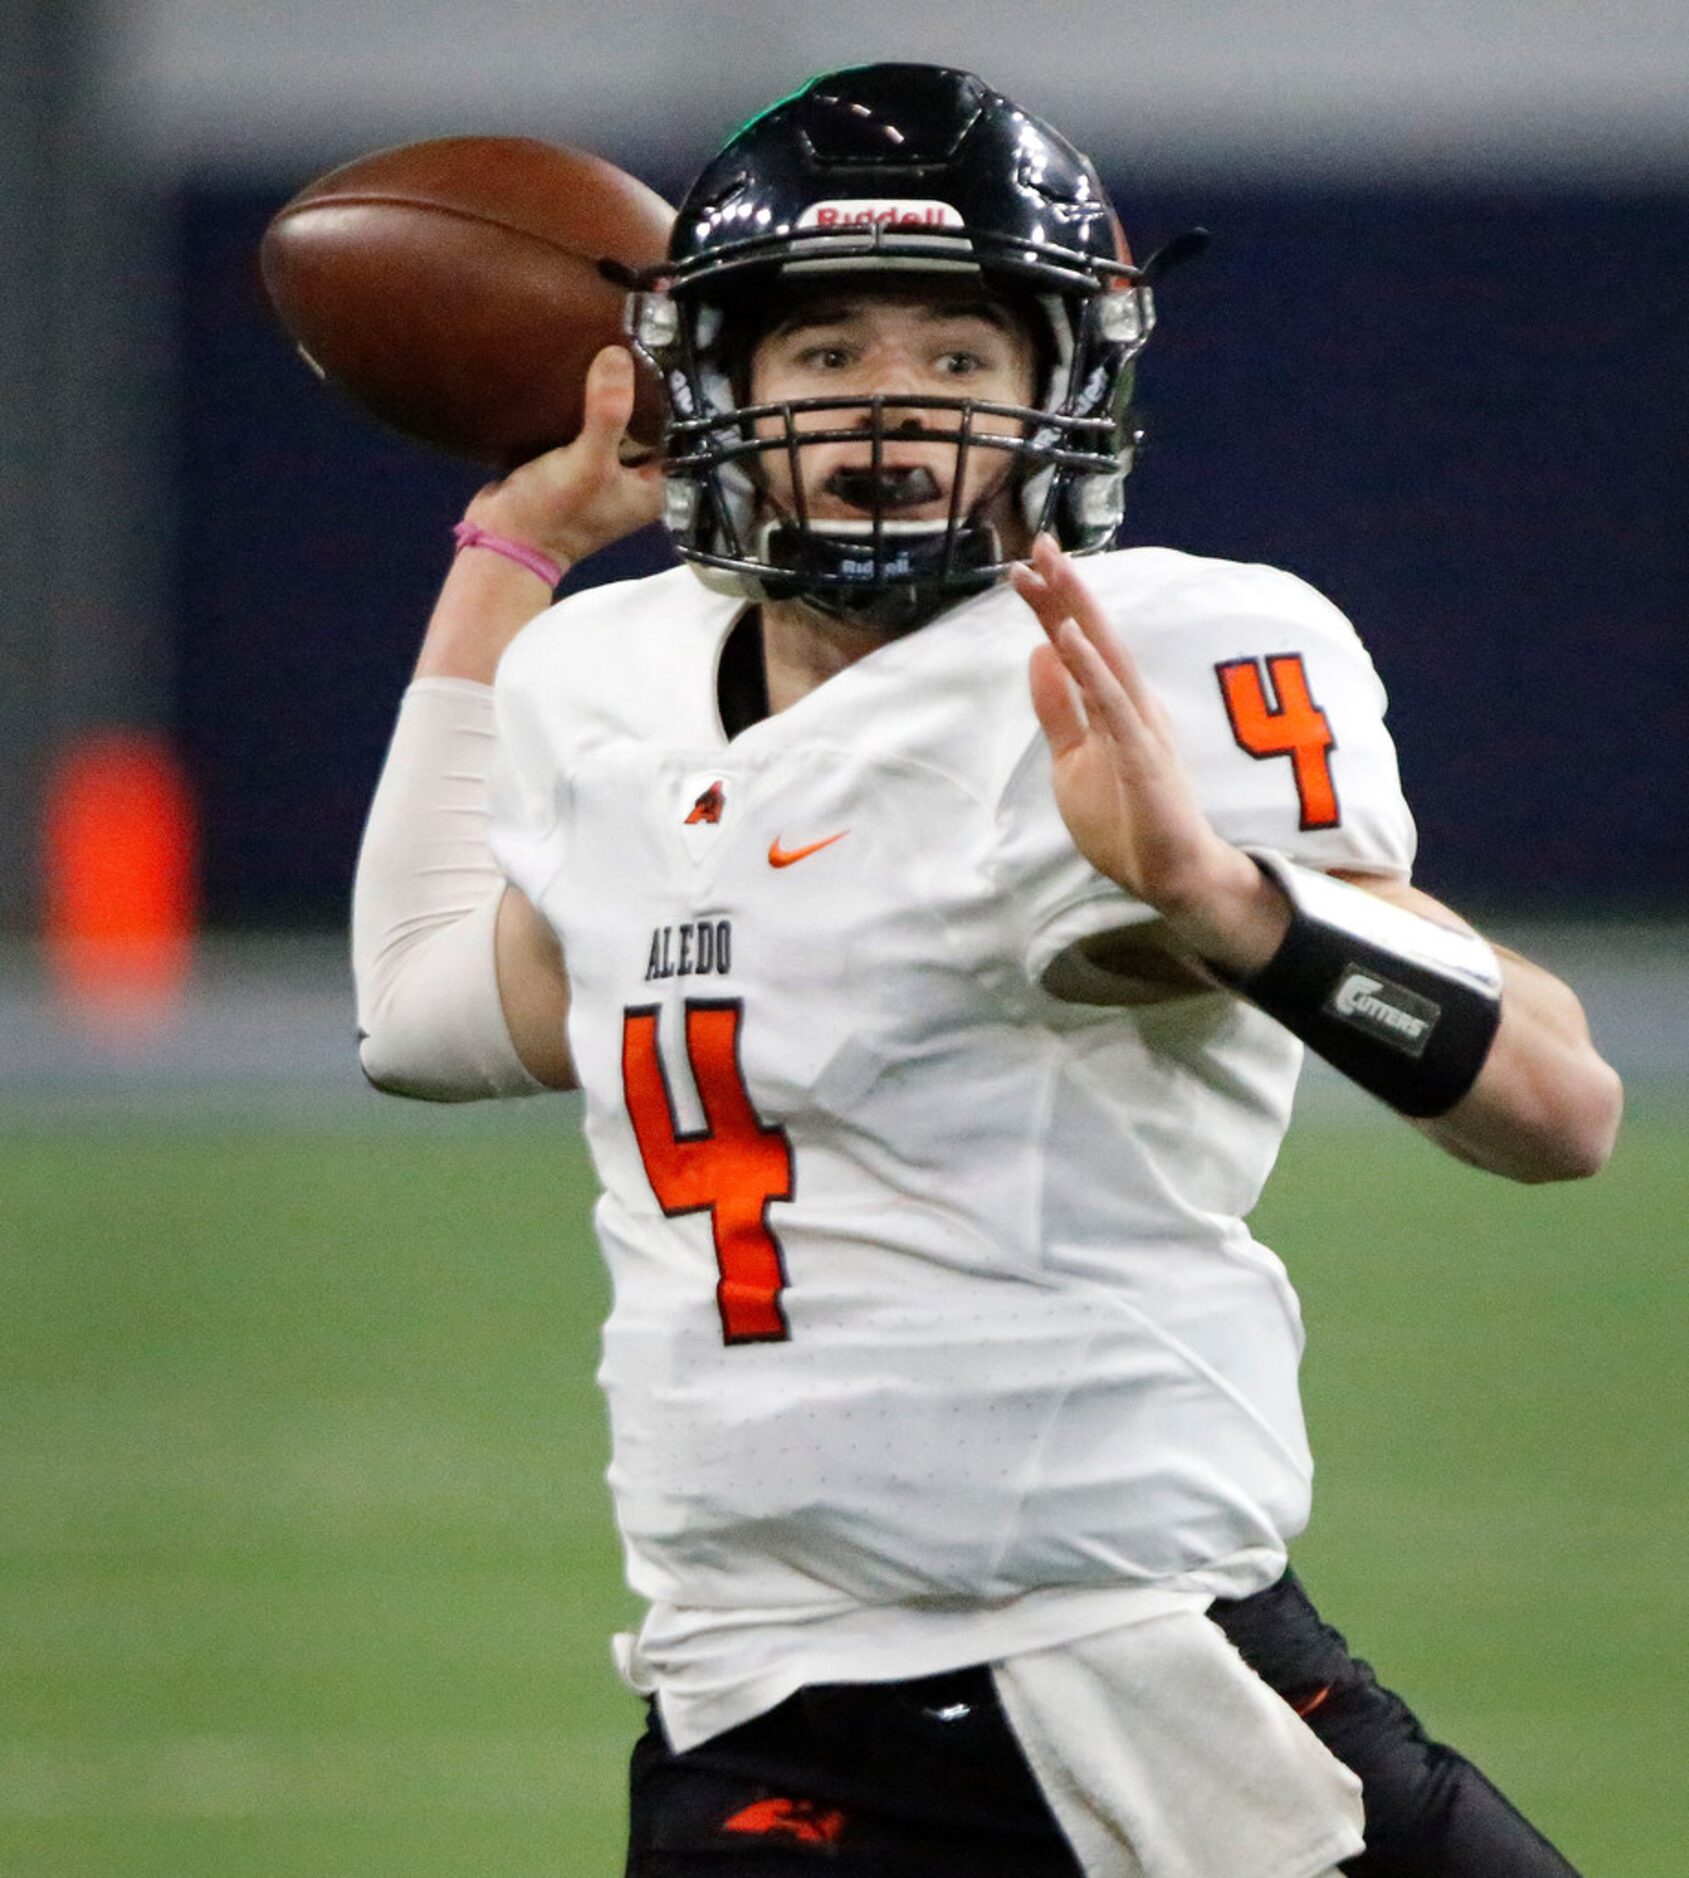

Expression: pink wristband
xmin=451 ymin=520 xmax=564 ymax=590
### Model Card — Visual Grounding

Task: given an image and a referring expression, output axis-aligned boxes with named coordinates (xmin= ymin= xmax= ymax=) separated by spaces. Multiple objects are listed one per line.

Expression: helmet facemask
xmin=637 ymin=260 xmax=1152 ymax=631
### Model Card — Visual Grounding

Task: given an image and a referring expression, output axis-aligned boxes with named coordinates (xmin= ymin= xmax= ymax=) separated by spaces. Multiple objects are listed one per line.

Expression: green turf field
xmin=1 ymin=1088 xmax=1683 ymax=1875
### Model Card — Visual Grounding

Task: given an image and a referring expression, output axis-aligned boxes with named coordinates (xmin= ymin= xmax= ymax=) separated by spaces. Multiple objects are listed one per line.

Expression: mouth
xmin=823 ymin=465 xmax=943 ymax=514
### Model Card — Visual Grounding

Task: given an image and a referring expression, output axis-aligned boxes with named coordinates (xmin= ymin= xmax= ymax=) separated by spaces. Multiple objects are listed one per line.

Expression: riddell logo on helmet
xmin=798 ymin=199 xmax=966 ymax=230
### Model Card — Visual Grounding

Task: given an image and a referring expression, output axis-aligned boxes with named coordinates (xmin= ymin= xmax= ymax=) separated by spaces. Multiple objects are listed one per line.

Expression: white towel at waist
xmin=992 ymin=1608 xmax=1365 ymax=1878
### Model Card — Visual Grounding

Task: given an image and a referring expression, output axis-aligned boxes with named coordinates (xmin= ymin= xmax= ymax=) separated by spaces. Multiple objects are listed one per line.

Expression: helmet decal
xmin=796 ymin=201 xmax=967 ymax=231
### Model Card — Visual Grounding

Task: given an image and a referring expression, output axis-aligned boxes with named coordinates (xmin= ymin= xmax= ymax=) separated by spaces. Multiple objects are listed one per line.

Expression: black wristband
xmin=1225 ymin=853 xmax=1503 ymax=1118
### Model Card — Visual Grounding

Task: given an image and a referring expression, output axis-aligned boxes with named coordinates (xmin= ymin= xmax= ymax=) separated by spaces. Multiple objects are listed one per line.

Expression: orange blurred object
xmin=43 ymin=730 xmax=198 ymax=1029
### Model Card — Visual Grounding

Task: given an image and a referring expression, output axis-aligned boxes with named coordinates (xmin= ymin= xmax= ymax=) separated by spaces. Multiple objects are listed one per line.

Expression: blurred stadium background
xmin=2 ymin=3 xmax=1685 ymax=1873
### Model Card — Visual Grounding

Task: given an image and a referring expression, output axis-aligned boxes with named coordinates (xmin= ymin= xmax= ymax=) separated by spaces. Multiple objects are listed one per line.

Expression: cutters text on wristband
xmin=1218 ymin=851 xmax=1503 ymax=1118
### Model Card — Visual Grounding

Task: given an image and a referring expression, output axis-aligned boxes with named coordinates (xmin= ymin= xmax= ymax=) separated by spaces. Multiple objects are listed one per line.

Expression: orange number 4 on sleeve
xmin=1214 ymin=654 xmax=1341 ymax=831
xmin=622 ymin=1000 xmax=794 ymax=1345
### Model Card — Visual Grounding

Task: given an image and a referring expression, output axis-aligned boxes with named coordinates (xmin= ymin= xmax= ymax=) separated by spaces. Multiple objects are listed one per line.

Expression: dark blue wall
xmin=175 ymin=178 xmax=1688 ymax=923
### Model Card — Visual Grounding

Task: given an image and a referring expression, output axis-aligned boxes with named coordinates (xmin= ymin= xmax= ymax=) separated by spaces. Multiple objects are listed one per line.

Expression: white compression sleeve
xmin=352 ymin=677 xmax=547 ymax=1100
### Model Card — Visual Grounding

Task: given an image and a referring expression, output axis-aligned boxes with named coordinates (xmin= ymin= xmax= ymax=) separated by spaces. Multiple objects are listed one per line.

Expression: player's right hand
xmin=461 ymin=346 xmax=666 ymax=571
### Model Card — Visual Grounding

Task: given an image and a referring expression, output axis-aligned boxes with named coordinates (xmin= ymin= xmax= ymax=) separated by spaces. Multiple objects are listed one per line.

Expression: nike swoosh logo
xmin=768 ymin=831 xmax=848 ymax=868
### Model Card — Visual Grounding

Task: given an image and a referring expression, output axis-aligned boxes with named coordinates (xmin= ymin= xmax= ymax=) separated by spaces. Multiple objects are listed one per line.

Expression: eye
xmin=797 ymin=343 xmax=853 ymax=371
xmin=937 ymin=349 xmax=987 ymax=377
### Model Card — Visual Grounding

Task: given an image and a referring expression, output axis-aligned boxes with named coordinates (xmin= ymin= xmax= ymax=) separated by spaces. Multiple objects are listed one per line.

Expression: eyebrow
xmin=767 ymin=298 xmax=1020 ymax=341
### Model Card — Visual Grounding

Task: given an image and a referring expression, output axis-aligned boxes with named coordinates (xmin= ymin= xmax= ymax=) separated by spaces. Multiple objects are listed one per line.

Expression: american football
xmin=260 ymin=136 xmax=674 ymax=466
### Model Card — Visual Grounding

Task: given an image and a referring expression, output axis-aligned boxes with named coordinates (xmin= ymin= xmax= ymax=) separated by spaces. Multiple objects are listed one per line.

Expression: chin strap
xmin=757 ymin=518 xmax=1003 ymax=630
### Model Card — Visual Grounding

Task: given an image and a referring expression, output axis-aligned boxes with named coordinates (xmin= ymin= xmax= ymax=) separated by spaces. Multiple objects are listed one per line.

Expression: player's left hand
xmin=1013 ymin=535 xmax=1288 ymax=973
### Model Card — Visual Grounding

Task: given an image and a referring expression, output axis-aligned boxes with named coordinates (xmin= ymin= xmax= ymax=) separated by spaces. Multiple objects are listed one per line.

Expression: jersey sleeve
xmin=998 ymin=557 xmax=1418 ymax=989
xmin=487 ymin=625 xmax=571 ymax=910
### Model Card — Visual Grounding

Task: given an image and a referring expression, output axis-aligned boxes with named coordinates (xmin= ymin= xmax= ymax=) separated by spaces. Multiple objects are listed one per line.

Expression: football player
xmin=351 ymin=64 xmax=1621 ymax=1877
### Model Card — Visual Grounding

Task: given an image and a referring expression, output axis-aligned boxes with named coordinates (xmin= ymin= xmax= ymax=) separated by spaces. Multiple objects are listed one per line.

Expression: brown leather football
xmin=260 ymin=136 xmax=675 ymax=466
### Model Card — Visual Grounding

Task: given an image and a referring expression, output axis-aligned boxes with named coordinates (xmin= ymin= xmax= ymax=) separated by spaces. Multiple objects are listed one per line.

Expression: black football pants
xmin=625 ymin=1569 xmax=1582 ymax=1876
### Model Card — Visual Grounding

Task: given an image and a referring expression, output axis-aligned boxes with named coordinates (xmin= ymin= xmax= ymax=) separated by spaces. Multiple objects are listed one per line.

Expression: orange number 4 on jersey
xmin=622 ymin=1000 xmax=794 ymax=1344
xmin=1215 ymin=654 xmax=1341 ymax=831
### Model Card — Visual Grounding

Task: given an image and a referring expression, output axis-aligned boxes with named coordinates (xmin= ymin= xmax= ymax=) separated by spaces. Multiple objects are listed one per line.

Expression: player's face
xmin=747 ymin=285 xmax=1039 ymax=547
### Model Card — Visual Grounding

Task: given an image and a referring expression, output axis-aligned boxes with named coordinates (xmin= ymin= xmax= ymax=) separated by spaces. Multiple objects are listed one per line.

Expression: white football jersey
xmin=489 ymin=549 xmax=1415 ymax=1746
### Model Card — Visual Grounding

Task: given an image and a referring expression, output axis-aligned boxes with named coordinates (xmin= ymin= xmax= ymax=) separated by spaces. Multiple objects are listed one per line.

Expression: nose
xmin=860 ymin=341 xmax=925 ymax=402
xmin=853 ymin=408 xmax=928 ymax=436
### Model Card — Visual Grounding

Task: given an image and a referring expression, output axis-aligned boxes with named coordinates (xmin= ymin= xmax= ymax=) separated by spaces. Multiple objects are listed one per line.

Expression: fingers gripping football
xmin=463 ymin=346 xmax=665 ymax=570
xmin=1014 ymin=535 xmax=1250 ymax=932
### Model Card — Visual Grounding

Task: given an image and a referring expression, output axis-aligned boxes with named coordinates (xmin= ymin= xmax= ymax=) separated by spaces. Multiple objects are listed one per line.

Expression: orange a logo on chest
xmin=678 ymin=772 xmax=730 ymax=865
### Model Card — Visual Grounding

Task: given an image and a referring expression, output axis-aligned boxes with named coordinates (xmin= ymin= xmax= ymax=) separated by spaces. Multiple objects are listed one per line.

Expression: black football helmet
xmin=627 ymin=63 xmax=1161 ymax=630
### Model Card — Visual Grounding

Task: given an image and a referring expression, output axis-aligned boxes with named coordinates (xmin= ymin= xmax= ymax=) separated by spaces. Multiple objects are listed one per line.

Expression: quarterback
xmin=352 ymin=65 xmax=1621 ymax=1878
